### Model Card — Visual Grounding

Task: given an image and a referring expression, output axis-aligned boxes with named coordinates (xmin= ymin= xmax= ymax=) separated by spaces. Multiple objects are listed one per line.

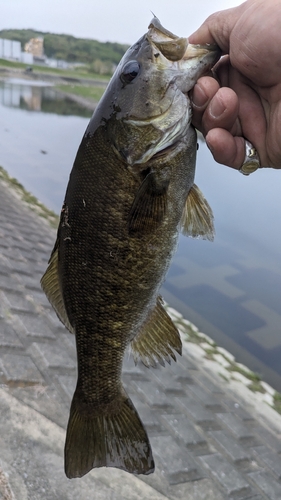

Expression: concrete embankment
xmin=1 ymin=168 xmax=281 ymax=499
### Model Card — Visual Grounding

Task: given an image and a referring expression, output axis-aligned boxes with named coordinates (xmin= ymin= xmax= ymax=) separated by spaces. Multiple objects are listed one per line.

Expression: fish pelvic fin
xmin=131 ymin=296 xmax=182 ymax=368
xmin=65 ymin=388 xmax=154 ymax=478
xmin=180 ymin=184 xmax=215 ymax=241
xmin=128 ymin=172 xmax=168 ymax=235
xmin=40 ymin=247 xmax=74 ymax=334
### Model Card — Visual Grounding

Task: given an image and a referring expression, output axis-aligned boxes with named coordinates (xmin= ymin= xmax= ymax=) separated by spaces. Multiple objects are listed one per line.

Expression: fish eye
xmin=120 ymin=61 xmax=140 ymax=84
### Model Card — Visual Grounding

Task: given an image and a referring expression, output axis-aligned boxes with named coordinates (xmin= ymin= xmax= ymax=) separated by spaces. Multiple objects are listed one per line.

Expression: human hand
xmin=189 ymin=0 xmax=281 ymax=170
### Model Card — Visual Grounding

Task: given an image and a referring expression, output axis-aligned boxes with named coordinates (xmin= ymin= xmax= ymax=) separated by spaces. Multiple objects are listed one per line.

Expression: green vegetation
xmin=0 ymin=166 xmax=59 ymax=228
xmin=43 ymin=93 xmax=94 ymax=117
xmin=273 ymin=392 xmax=281 ymax=414
xmin=204 ymin=348 xmax=217 ymax=357
xmin=0 ymin=57 xmax=110 ymax=83
xmin=175 ymin=315 xmax=269 ymax=392
xmin=171 ymin=309 xmax=281 ymax=411
xmin=0 ymin=29 xmax=128 ymax=74
xmin=55 ymin=84 xmax=105 ymax=102
xmin=227 ymin=364 xmax=262 ymax=382
xmin=0 ymin=57 xmax=24 ymax=68
xmin=248 ymin=381 xmax=266 ymax=393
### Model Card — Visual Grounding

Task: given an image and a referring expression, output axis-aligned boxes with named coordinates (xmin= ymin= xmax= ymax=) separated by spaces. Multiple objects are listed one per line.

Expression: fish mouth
xmin=147 ymin=16 xmax=220 ymax=68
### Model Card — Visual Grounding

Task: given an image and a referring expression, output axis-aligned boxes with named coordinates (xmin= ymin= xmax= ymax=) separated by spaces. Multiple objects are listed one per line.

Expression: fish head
xmin=100 ymin=17 xmax=220 ymax=169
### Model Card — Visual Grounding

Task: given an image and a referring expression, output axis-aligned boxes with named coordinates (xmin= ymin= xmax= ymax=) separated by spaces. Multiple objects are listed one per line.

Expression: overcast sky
xmin=1 ymin=0 xmax=242 ymax=45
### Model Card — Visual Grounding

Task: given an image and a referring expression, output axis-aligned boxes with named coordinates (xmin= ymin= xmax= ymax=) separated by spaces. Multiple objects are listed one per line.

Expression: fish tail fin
xmin=65 ymin=388 xmax=154 ymax=478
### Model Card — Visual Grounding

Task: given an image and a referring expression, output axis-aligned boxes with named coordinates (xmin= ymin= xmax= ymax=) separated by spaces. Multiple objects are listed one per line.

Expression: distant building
xmin=24 ymin=37 xmax=45 ymax=63
xmin=0 ymin=38 xmax=21 ymax=60
xmin=0 ymin=36 xmax=75 ymax=69
xmin=45 ymin=57 xmax=72 ymax=69
xmin=24 ymin=37 xmax=44 ymax=58
xmin=0 ymin=37 xmax=33 ymax=64
xmin=21 ymin=52 xmax=33 ymax=64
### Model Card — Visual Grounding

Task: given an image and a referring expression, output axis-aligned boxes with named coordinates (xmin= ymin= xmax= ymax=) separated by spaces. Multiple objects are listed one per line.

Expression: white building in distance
xmin=0 ymin=38 xmax=33 ymax=64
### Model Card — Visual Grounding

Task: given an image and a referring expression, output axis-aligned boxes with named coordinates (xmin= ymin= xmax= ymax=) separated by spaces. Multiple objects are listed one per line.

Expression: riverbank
xmin=0 ymin=59 xmax=110 ymax=84
xmin=0 ymin=62 xmax=108 ymax=111
xmin=1 ymin=166 xmax=281 ymax=499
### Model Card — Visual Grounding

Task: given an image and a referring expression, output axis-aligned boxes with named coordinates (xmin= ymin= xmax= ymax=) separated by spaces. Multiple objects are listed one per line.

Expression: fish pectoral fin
xmin=180 ymin=183 xmax=215 ymax=241
xmin=128 ymin=172 xmax=168 ymax=234
xmin=131 ymin=296 xmax=182 ymax=367
xmin=65 ymin=388 xmax=154 ymax=478
xmin=40 ymin=247 xmax=74 ymax=334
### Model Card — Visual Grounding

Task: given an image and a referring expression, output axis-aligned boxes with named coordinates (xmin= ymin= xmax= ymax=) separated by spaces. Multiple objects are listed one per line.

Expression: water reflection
xmin=0 ymin=80 xmax=92 ymax=117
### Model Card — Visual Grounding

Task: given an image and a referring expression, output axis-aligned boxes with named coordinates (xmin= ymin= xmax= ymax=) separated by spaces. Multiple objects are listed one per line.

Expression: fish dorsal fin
xmin=40 ymin=247 xmax=74 ymax=334
xmin=128 ymin=173 xmax=168 ymax=234
xmin=131 ymin=296 xmax=182 ymax=367
xmin=180 ymin=183 xmax=215 ymax=241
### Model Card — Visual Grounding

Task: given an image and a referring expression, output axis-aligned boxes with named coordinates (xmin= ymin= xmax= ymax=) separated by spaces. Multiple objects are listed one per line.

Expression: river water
xmin=1 ymin=78 xmax=281 ymax=390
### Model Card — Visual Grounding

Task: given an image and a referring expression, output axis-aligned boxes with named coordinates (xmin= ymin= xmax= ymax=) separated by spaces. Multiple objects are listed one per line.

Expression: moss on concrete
xmin=0 ymin=166 xmax=59 ymax=229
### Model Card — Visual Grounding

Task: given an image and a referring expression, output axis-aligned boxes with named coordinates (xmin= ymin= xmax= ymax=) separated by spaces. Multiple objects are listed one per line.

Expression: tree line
xmin=0 ymin=29 xmax=129 ymax=74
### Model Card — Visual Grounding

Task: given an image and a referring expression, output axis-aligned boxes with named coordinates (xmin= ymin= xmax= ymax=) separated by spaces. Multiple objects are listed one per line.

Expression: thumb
xmin=188 ymin=4 xmax=244 ymax=53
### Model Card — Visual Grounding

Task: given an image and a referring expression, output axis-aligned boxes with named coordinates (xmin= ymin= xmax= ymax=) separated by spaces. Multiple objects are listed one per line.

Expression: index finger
xmin=188 ymin=5 xmax=243 ymax=52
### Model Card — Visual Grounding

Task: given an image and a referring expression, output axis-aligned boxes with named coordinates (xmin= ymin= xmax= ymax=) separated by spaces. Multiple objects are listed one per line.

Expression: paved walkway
xmin=1 ymin=177 xmax=281 ymax=500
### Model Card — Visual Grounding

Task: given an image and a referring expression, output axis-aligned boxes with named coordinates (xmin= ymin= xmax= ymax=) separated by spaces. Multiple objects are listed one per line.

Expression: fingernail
xmin=206 ymin=139 xmax=214 ymax=153
xmin=192 ymin=83 xmax=208 ymax=108
xmin=205 ymin=137 xmax=214 ymax=153
xmin=209 ymin=96 xmax=226 ymax=119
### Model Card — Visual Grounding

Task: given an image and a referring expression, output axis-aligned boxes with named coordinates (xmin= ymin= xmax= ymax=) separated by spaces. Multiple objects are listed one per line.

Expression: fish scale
xmin=41 ymin=17 xmax=219 ymax=479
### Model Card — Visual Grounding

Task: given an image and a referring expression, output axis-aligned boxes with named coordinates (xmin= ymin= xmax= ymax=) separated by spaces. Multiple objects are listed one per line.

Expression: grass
xmin=170 ymin=307 xmax=281 ymax=410
xmin=248 ymin=381 xmax=266 ymax=393
xmin=204 ymin=347 xmax=217 ymax=360
xmin=1 ymin=57 xmax=108 ymax=107
xmin=0 ymin=57 xmax=25 ymax=69
xmin=0 ymin=57 xmax=110 ymax=82
xmin=273 ymin=393 xmax=281 ymax=414
xmin=0 ymin=166 xmax=59 ymax=228
xmin=54 ymin=84 xmax=105 ymax=102
xmin=175 ymin=314 xmax=269 ymax=393
xmin=227 ymin=364 xmax=262 ymax=382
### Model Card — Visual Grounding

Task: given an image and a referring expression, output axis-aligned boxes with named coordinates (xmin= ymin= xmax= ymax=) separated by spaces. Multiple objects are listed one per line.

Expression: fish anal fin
xmin=180 ymin=183 xmax=215 ymax=241
xmin=65 ymin=388 xmax=154 ymax=478
xmin=131 ymin=296 xmax=182 ymax=367
xmin=40 ymin=247 xmax=74 ymax=334
xmin=128 ymin=173 xmax=168 ymax=234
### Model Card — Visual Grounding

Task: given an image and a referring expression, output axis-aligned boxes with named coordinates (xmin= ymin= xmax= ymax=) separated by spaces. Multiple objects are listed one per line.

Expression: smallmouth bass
xmin=41 ymin=17 xmax=220 ymax=478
